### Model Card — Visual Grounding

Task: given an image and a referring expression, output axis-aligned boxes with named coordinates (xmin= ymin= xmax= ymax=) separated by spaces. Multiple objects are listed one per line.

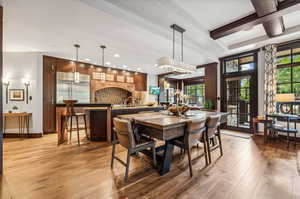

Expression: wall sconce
xmin=2 ymin=78 xmax=10 ymax=104
xmin=22 ymin=78 xmax=30 ymax=104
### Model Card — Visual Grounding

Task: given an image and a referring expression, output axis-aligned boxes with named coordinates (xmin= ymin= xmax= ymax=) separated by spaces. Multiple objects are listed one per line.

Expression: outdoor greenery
xmin=240 ymin=78 xmax=250 ymax=102
xmin=184 ymin=84 xmax=205 ymax=105
xmin=276 ymin=47 xmax=300 ymax=98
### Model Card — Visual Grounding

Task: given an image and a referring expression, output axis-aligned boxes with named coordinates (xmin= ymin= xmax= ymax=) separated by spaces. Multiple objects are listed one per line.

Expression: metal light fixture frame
xmin=157 ymin=24 xmax=196 ymax=74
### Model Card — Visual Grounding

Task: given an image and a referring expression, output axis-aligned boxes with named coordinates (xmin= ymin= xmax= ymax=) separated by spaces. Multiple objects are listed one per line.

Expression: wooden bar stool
xmin=61 ymin=100 xmax=89 ymax=146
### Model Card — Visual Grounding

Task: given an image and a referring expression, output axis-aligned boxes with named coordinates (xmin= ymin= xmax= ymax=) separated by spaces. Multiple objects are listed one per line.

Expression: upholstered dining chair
xmin=205 ymin=115 xmax=222 ymax=164
xmin=111 ymin=118 xmax=157 ymax=182
xmin=173 ymin=118 xmax=208 ymax=177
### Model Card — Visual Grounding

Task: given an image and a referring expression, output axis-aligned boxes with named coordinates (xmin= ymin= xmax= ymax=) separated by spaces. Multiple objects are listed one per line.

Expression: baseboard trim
xmin=3 ymin=133 xmax=43 ymax=138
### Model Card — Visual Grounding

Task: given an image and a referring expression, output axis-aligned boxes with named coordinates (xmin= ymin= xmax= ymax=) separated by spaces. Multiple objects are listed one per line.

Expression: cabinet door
xmin=43 ymin=56 xmax=57 ymax=133
xmin=134 ymin=73 xmax=147 ymax=91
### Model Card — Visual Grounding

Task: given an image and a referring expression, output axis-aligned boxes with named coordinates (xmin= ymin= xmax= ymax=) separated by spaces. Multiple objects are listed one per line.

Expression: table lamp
xmin=275 ymin=93 xmax=295 ymax=102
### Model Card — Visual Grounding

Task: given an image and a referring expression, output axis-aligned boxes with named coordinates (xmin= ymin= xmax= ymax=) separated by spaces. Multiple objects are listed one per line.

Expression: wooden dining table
xmin=119 ymin=111 xmax=227 ymax=175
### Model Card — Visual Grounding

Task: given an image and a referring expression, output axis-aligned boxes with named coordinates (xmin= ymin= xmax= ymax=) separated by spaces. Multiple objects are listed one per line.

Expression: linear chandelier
xmin=157 ymin=24 xmax=196 ymax=74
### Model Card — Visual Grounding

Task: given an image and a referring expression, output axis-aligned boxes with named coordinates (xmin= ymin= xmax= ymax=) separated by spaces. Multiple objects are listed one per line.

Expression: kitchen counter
xmin=56 ymin=104 xmax=165 ymax=143
xmin=87 ymin=105 xmax=165 ymax=142
xmin=56 ymin=103 xmax=112 ymax=107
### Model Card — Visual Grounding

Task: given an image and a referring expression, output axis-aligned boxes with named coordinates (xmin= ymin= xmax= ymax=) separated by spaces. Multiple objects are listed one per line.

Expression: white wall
xmin=3 ymin=52 xmax=43 ymax=134
xmin=257 ymin=49 xmax=265 ymax=132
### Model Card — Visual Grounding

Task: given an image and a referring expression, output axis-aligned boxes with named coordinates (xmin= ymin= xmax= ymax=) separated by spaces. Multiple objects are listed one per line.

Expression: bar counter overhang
xmin=56 ymin=103 xmax=164 ymax=143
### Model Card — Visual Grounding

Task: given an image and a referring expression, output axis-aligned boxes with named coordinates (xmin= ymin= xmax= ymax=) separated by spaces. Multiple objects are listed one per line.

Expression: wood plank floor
xmin=1 ymin=131 xmax=300 ymax=199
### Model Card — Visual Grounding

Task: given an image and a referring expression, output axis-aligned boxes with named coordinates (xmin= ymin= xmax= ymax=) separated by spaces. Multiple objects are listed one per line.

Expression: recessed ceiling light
xmin=106 ymin=62 xmax=111 ymax=66
xmin=114 ymin=54 xmax=120 ymax=58
xmin=85 ymin=58 xmax=91 ymax=61
xmin=137 ymin=67 xmax=141 ymax=71
xmin=154 ymin=64 xmax=158 ymax=67
xmin=123 ymin=65 xmax=128 ymax=68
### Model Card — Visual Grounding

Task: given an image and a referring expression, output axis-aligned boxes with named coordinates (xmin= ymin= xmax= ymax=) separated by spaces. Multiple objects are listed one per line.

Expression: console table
xmin=3 ymin=113 xmax=32 ymax=137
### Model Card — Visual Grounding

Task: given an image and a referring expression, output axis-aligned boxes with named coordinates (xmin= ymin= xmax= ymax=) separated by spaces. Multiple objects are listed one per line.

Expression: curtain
xmin=264 ymin=44 xmax=277 ymax=114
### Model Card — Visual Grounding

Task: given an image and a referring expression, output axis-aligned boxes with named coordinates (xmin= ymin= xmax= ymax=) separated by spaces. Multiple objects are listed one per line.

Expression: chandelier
xmin=157 ymin=24 xmax=196 ymax=74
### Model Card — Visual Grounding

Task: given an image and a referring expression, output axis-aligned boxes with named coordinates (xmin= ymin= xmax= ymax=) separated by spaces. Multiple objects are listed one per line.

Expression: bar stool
xmin=61 ymin=100 xmax=89 ymax=146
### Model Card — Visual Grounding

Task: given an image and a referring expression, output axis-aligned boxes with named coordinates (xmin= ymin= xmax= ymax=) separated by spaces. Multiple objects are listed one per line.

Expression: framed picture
xmin=126 ymin=76 xmax=134 ymax=83
xmin=106 ymin=74 xmax=114 ymax=81
xmin=9 ymin=89 xmax=25 ymax=101
xmin=117 ymin=75 xmax=125 ymax=82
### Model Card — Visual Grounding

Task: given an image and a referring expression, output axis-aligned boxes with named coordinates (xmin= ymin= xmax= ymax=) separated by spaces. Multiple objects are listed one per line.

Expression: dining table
xmin=118 ymin=110 xmax=228 ymax=175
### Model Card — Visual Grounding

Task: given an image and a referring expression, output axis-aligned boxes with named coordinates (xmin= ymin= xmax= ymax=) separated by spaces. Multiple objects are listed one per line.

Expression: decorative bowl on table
xmin=145 ymin=101 xmax=156 ymax=107
xmin=167 ymin=105 xmax=190 ymax=116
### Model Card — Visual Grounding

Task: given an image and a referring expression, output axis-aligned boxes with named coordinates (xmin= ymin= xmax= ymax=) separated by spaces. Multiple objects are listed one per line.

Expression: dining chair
xmin=205 ymin=115 xmax=222 ymax=164
xmin=266 ymin=114 xmax=298 ymax=148
xmin=111 ymin=118 xmax=157 ymax=182
xmin=173 ymin=118 xmax=208 ymax=177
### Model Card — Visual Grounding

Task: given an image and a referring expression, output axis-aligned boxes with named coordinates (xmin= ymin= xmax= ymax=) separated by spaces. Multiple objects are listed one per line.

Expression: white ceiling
xmin=3 ymin=0 xmax=300 ymax=74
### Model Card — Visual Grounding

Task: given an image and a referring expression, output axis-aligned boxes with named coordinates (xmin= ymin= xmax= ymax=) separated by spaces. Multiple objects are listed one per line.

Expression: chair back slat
xmin=63 ymin=100 xmax=78 ymax=116
xmin=185 ymin=118 xmax=206 ymax=146
xmin=219 ymin=113 xmax=228 ymax=125
xmin=113 ymin=118 xmax=136 ymax=149
xmin=206 ymin=115 xmax=220 ymax=138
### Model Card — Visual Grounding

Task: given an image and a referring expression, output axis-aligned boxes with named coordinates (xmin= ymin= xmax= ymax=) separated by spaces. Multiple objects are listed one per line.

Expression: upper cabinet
xmin=134 ymin=73 xmax=147 ymax=91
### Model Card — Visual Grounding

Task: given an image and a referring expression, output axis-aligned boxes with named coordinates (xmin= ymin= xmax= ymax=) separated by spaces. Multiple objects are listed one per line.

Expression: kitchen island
xmin=85 ymin=105 xmax=165 ymax=142
xmin=56 ymin=104 xmax=164 ymax=143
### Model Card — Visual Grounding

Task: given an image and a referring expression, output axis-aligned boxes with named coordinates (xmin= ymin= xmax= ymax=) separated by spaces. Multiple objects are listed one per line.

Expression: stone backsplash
xmin=95 ymin=87 xmax=132 ymax=104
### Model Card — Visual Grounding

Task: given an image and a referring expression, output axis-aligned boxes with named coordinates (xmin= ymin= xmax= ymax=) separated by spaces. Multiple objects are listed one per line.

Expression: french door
xmin=220 ymin=50 xmax=258 ymax=132
xmin=225 ymin=76 xmax=251 ymax=129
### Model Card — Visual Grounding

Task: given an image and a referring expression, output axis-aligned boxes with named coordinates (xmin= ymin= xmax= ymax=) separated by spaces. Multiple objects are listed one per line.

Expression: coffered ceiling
xmin=3 ymin=0 xmax=300 ymax=74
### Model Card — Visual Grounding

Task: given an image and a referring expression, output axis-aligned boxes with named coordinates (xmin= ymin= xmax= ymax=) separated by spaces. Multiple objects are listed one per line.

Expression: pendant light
xmin=74 ymin=44 xmax=80 ymax=83
xmin=99 ymin=45 xmax=107 ymax=81
xmin=157 ymin=24 xmax=196 ymax=74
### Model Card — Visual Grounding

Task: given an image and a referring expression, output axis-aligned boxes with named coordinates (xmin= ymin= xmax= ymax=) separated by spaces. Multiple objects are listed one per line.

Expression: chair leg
xmin=187 ymin=147 xmax=193 ymax=177
xmin=69 ymin=116 xmax=73 ymax=141
xmin=83 ymin=115 xmax=89 ymax=140
xmin=125 ymin=150 xmax=131 ymax=182
xmin=203 ymin=139 xmax=208 ymax=166
xmin=152 ymin=146 xmax=157 ymax=168
xmin=217 ymin=132 xmax=223 ymax=156
xmin=62 ymin=116 xmax=69 ymax=138
xmin=206 ymin=134 xmax=211 ymax=164
xmin=111 ymin=142 xmax=116 ymax=169
xmin=287 ymin=132 xmax=290 ymax=148
xmin=75 ymin=116 xmax=80 ymax=146
xmin=294 ymin=133 xmax=297 ymax=149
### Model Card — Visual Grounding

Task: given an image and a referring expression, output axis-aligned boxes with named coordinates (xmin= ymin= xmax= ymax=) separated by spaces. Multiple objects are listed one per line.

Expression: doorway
xmin=220 ymin=50 xmax=258 ymax=132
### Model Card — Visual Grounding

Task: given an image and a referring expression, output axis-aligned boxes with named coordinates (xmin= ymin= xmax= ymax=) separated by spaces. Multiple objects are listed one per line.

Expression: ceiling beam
xmin=210 ymin=0 xmax=300 ymax=40
xmin=228 ymin=24 xmax=300 ymax=50
xmin=251 ymin=0 xmax=285 ymax=37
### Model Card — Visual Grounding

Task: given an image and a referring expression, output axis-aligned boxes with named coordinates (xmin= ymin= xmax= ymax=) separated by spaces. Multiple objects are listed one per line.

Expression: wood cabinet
xmin=42 ymin=56 xmax=148 ymax=134
xmin=43 ymin=56 xmax=57 ymax=133
xmin=134 ymin=73 xmax=147 ymax=91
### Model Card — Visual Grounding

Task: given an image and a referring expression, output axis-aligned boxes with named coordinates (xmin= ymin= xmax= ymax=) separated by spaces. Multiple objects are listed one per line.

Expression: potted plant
xmin=204 ymin=100 xmax=214 ymax=110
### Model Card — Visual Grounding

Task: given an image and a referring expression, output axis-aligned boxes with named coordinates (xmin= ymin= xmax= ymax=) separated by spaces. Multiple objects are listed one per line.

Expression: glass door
xmin=220 ymin=51 xmax=258 ymax=132
xmin=225 ymin=76 xmax=251 ymax=129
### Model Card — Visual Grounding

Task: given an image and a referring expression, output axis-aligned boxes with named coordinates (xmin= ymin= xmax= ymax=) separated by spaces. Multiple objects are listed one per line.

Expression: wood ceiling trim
xmin=210 ymin=0 xmax=300 ymax=40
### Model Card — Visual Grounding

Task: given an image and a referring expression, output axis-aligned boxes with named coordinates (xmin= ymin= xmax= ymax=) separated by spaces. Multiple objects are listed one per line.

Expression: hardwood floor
xmin=1 ymin=131 xmax=300 ymax=199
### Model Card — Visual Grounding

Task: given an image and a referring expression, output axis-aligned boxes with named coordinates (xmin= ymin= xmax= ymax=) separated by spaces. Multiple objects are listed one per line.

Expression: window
xmin=224 ymin=55 xmax=255 ymax=74
xmin=276 ymin=46 xmax=300 ymax=99
xmin=184 ymin=84 xmax=205 ymax=106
